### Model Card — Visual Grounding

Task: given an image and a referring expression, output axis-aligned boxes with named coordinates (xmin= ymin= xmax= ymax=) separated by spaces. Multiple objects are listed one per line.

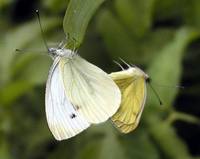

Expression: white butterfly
xmin=45 ymin=48 xmax=121 ymax=140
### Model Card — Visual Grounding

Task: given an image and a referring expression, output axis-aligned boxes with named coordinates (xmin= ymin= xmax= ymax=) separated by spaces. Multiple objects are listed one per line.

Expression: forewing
xmin=45 ymin=57 xmax=90 ymax=140
xmin=110 ymin=74 xmax=147 ymax=133
xmin=59 ymin=55 xmax=121 ymax=124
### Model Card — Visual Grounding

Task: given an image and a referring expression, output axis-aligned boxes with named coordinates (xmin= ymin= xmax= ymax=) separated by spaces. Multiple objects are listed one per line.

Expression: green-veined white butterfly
xmin=45 ymin=47 xmax=121 ymax=140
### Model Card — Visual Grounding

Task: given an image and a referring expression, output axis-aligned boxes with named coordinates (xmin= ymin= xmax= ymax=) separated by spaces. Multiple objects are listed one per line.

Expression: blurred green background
xmin=0 ymin=0 xmax=200 ymax=158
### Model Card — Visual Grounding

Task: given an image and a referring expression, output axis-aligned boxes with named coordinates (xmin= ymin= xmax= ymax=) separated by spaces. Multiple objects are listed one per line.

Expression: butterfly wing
xmin=59 ymin=55 xmax=121 ymax=124
xmin=45 ymin=57 xmax=90 ymax=140
xmin=110 ymin=70 xmax=147 ymax=133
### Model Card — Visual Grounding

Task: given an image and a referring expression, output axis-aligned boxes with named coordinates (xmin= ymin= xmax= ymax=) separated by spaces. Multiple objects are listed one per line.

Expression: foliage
xmin=0 ymin=0 xmax=200 ymax=159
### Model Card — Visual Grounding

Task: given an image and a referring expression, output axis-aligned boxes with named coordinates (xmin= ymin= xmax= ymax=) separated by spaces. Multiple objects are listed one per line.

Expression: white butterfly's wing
xmin=59 ymin=55 xmax=121 ymax=124
xmin=45 ymin=57 xmax=90 ymax=140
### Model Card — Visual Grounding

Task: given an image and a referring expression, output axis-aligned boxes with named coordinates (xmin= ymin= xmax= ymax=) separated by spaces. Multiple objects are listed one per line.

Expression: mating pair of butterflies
xmin=45 ymin=47 xmax=149 ymax=140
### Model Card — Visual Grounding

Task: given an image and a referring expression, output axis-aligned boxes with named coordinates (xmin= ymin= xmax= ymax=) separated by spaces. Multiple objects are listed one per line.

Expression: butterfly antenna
xmin=15 ymin=49 xmax=48 ymax=55
xmin=113 ymin=60 xmax=124 ymax=70
xmin=35 ymin=10 xmax=49 ymax=52
xmin=15 ymin=49 xmax=28 ymax=55
xmin=15 ymin=49 xmax=23 ymax=53
xmin=176 ymin=85 xmax=185 ymax=89
xmin=119 ymin=58 xmax=131 ymax=68
xmin=147 ymin=78 xmax=163 ymax=105
xmin=150 ymin=81 xmax=185 ymax=89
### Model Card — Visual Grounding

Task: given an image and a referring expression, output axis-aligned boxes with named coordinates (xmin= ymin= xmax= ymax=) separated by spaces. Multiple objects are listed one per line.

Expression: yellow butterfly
xmin=109 ymin=62 xmax=149 ymax=133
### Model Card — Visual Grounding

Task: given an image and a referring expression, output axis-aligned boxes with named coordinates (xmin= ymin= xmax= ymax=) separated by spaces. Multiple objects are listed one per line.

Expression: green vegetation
xmin=0 ymin=0 xmax=200 ymax=158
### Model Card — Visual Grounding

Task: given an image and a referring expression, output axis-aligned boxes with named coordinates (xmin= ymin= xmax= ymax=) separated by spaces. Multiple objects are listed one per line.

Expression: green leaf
xmin=15 ymin=54 xmax=51 ymax=85
xmin=154 ymin=0 xmax=183 ymax=21
xmin=115 ymin=0 xmax=156 ymax=38
xmin=43 ymin=0 xmax=69 ymax=13
xmin=0 ymin=17 xmax=61 ymax=85
xmin=166 ymin=111 xmax=200 ymax=125
xmin=75 ymin=123 xmax=127 ymax=159
xmin=147 ymin=27 xmax=199 ymax=109
xmin=183 ymin=0 xmax=200 ymax=27
xmin=0 ymin=80 xmax=32 ymax=106
xmin=145 ymin=27 xmax=200 ymax=159
xmin=119 ymin=128 xmax=159 ymax=159
xmin=0 ymin=54 xmax=51 ymax=106
xmin=97 ymin=9 xmax=139 ymax=61
xmin=98 ymin=126 xmax=127 ymax=159
xmin=97 ymin=9 xmax=175 ymax=64
xmin=24 ymin=120 xmax=53 ymax=159
xmin=0 ymin=139 xmax=12 ymax=159
xmin=0 ymin=0 xmax=12 ymax=9
xmin=63 ymin=0 xmax=106 ymax=48
xmin=147 ymin=116 xmax=191 ymax=159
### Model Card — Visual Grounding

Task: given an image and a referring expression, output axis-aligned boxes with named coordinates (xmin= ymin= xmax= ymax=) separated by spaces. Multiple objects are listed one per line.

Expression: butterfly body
xmin=48 ymin=48 xmax=74 ymax=59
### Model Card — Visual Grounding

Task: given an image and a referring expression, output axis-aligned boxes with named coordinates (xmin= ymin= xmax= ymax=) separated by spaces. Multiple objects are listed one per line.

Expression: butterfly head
xmin=48 ymin=48 xmax=74 ymax=59
xmin=128 ymin=67 xmax=149 ymax=80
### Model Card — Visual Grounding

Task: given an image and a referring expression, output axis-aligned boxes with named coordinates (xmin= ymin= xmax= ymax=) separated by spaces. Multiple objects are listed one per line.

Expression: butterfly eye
xmin=48 ymin=48 xmax=57 ymax=57
xmin=146 ymin=77 xmax=151 ymax=83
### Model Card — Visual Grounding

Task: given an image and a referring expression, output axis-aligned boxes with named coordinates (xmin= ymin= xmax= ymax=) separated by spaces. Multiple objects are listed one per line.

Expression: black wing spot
xmin=70 ymin=113 xmax=76 ymax=119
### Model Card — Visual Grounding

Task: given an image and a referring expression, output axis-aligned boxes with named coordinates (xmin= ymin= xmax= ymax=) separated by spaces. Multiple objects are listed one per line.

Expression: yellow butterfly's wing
xmin=110 ymin=69 xmax=147 ymax=133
